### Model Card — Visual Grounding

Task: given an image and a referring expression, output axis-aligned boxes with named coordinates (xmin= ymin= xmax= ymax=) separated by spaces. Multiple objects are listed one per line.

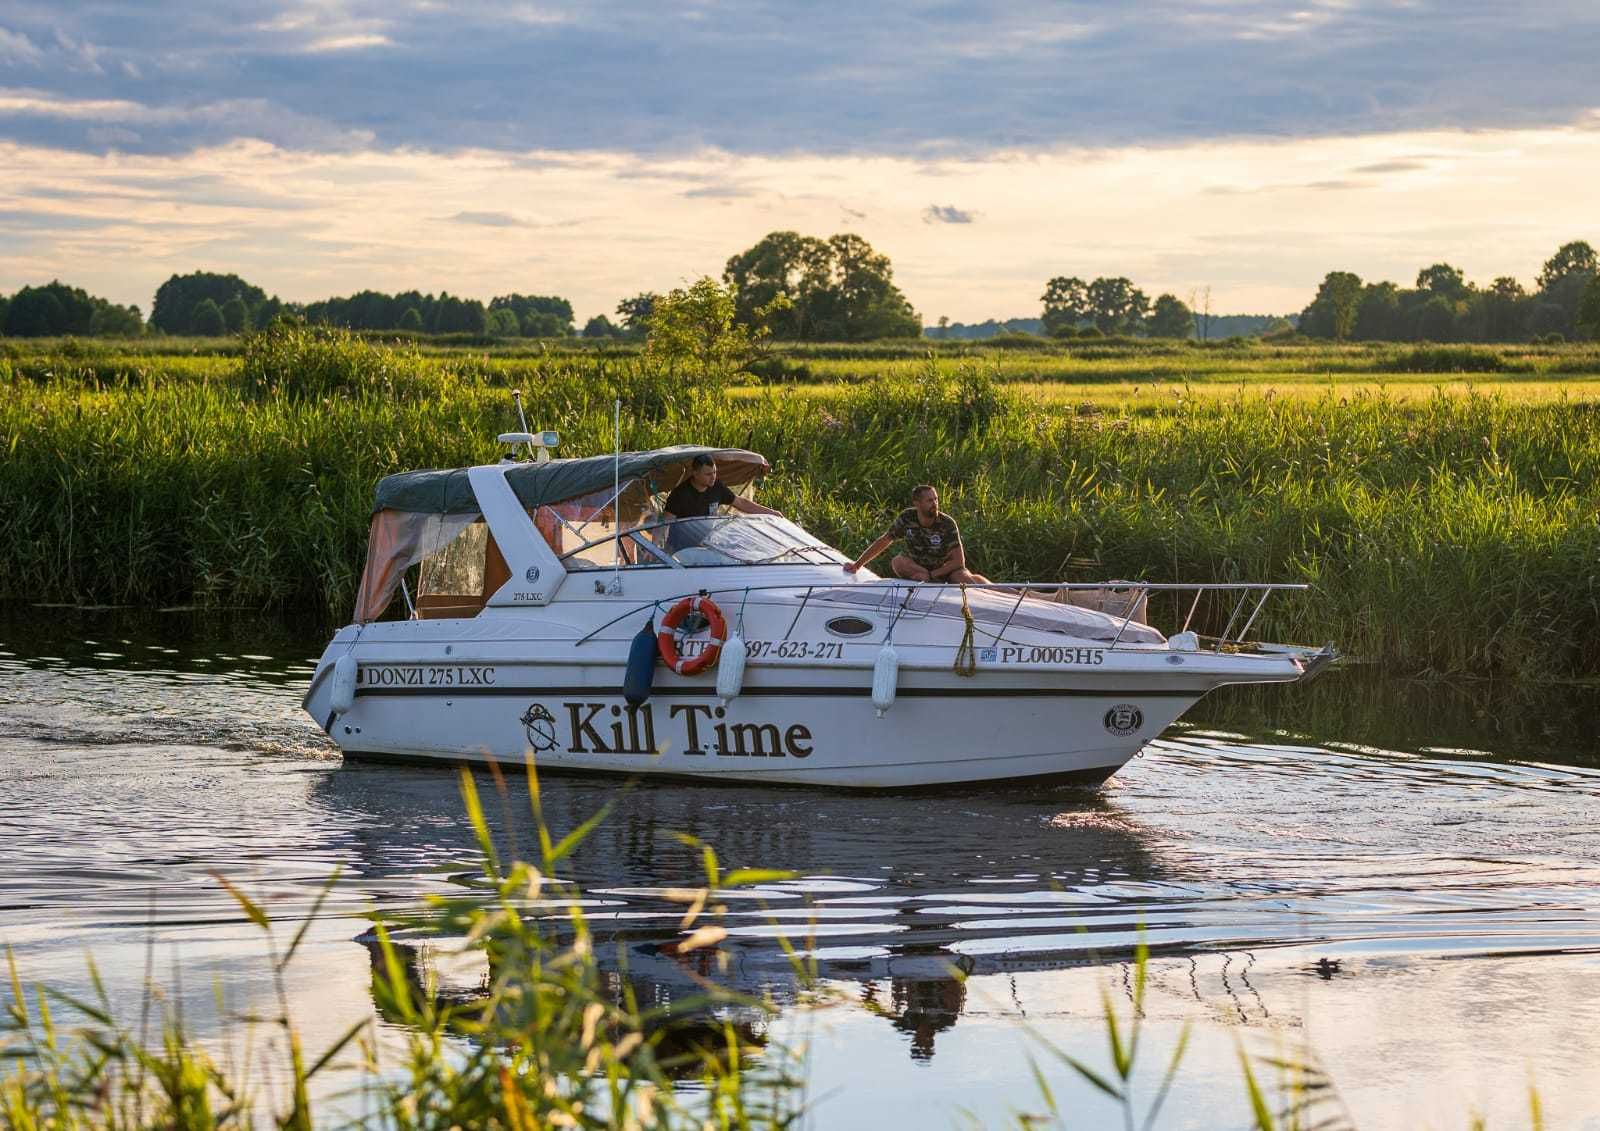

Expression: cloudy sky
xmin=2 ymin=0 xmax=1598 ymax=322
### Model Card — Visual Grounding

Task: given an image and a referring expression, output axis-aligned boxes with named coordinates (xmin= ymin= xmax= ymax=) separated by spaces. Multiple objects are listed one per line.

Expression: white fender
xmin=717 ymin=633 xmax=749 ymax=704
xmin=329 ymin=653 xmax=357 ymax=715
xmin=872 ymin=641 xmax=899 ymax=717
xmin=1167 ymin=630 xmax=1199 ymax=652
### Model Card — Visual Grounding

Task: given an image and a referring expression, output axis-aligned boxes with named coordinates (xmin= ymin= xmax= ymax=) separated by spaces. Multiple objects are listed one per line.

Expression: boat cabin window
xmin=533 ymin=476 xmax=665 ymax=571
xmin=559 ymin=514 xmax=847 ymax=570
xmin=415 ymin=518 xmax=510 ymax=618
xmin=353 ymin=511 xmax=510 ymax=622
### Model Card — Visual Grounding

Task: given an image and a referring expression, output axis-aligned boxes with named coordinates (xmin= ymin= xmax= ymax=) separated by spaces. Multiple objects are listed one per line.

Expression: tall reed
xmin=6 ymin=341 xmax=1600 ymax=675
xmin=0 ymin=764 xmax=804 ymax=1129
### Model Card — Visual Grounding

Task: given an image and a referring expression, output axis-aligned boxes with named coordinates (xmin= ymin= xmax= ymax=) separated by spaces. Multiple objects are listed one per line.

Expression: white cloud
xmin=2 ymin=122 xmax=1597 ymax=325
xmin=303 ymin=33 xmax=393 ymax=52
xmin=0 ymin=89 xmax=146 ymax=119
xmin=0 ymin=88 xmax=376 ymax=151
xmin=0 ymin=26 xmax=42 ymax=65
xmin=6 ymin=1 xmax=1600 ymax=157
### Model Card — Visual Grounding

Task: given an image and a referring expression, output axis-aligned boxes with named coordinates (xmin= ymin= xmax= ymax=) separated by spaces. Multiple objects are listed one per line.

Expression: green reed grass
xmin=1 ymin=764 xmax=806 ymax=1130
xmin=1006 ymin=939 xmax=1351 ymax=1131
xmin=6 ymin=334 xmax=1600 ymax=675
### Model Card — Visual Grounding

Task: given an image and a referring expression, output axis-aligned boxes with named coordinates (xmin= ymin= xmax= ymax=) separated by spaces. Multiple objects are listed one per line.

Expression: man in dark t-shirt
xmin=662 ymin=453 xmax=781 ymax=548
xmin=844 ymin=484 xmax=989 ymax=583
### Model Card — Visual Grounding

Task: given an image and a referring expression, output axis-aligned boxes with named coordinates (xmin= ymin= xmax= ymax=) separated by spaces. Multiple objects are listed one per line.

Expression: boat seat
xmin=415 ymin=594 xmax=486 ymax=619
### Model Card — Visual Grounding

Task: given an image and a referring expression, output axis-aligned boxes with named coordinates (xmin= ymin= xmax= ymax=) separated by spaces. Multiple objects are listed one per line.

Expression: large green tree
xmin=722 ymin=231 xmax=919 ymax=340
xmin=220 ymin=295 xmax=251 ymax=334
xmin=5 ymin=288 xmax=69 ymax=336
xmin=1354 ymin=282 xmax=1402 ymax=340
xmin=1484 ymin=277 xmax=1527 ymax=341
xmin=615 ymin=293 xmax=657 ymax=340
xmin=1040 ymin=276 xmax=1091 ymax=337
xmin=722 ymin=231 xmax=831 ymax=338
xmin=1533 ymin=241 xmax=1597 ymax=338
xmin=4 ymin=282 xmax=94 ymax=336
xmin=1146 ymin=293 xmax=1194 ymax=338
xmin=645 ymin=277 xmax=754 ymax=379
xmin=151 ymin=272 xmax=268 ymax=335
xmin=191 ymin=298 xmax=226 ymax=337
xmin=1579 ymin=275 xmax=1600 ymax=340
xmin=1413 ymin=295 xmax=1457 ymax=341
xmin=1416 ymin=263 xmax=1468 ymax=300
xmin=490 ymin=294 xmax=574 ymax=336
xmin=1537 ymin=241 xmax=1597 ymax=291
xmin=89 ymin=301 xmax=143 ymax=337
xmin=487 ymin=307 xmax=521 ymax=336
xmin=0 ymin=282 xmax=140 ymax=337
xmin=1085 ymin=277 xmax=1150 ymax=335
xmin=428 ymin=293 xmax=488 ymax=335
xmin=1300 ymin=271 xmax=1364 ymax=340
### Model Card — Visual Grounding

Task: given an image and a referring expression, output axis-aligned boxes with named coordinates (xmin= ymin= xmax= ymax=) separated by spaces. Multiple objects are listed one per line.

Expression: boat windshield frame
xmin=558 ymin=513 xmax=851 ymax=570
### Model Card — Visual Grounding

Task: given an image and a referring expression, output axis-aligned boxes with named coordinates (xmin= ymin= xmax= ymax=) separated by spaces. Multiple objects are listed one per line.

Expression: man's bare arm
xmin=731 ymin=496 xmax=781 ymax=517
xmin=844 ymin=532 xmax=895 ymax=573
xmin=928 ymin=544 xmax=967 ymax=579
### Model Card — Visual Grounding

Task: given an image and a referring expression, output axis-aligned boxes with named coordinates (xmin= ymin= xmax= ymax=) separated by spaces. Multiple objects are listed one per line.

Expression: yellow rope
xmin=953 ymin=583 xmax=977 ymax=677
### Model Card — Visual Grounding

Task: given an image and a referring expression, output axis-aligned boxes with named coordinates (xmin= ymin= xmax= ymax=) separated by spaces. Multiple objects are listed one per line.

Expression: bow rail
xmin=570 ymin=579 xmax=1311 ymax=656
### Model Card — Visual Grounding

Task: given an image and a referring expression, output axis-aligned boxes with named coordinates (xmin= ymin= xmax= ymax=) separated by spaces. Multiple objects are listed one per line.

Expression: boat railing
xmin=573 ymin=580 xmax=1310 ymax=656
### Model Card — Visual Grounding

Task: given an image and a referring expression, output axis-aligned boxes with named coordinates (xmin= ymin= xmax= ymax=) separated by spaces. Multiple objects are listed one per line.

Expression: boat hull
xmin=313 ymin=666 xmax=1201 ymax=789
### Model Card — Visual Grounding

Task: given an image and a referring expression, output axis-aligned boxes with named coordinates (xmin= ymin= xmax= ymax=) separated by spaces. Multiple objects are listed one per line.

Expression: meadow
xmin=6 ymin=330 xmax=1600 ymax=678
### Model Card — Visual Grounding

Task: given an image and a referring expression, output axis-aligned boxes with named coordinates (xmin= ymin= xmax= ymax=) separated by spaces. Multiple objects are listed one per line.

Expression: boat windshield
xmin=560 ymin=514 xmax=850 ymax=569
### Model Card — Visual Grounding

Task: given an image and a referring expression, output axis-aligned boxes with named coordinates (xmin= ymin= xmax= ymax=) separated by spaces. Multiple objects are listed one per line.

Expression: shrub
xmin=241 ymin=318 xmax=437 ymax=400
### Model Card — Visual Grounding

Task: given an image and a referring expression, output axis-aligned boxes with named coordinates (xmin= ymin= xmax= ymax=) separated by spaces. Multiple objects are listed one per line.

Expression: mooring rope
xmin=953 ymin=583 xmax=978 ymax=677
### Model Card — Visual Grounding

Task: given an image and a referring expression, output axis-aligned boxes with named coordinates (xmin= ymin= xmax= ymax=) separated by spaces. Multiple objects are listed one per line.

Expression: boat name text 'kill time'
xmin=522 ymin=701 xmax=814 ymax=759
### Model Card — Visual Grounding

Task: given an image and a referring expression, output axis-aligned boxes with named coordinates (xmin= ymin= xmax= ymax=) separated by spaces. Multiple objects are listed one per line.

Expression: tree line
xmin=1298 ymin=241 xmax=1600 ymax=343
xmin=5 ymin=233 xmax=1597 ymax=343
xmin=1037 ymin=277 xmax=1206 ymax=339
xmin=0 ymin=229 xmax=923 ymax=343
xmin=0 ymin=281 xmax=144 ymax=339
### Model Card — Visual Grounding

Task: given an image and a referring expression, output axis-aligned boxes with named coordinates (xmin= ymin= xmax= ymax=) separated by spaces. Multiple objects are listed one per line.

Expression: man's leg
xmin=891 ymin=555 xmax=931 ymax=581
xmin=948 ymin=568 xmax=991 ymax=584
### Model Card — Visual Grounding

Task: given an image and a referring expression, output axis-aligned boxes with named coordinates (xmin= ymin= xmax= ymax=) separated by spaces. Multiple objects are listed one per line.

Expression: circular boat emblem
xmin=520 ymin=703 xmax=558 ymax=752
xmin=525 ymin=566 xmax=541 ymax=583
xmin=1103 ymin=704 xmax=1143 ymax=737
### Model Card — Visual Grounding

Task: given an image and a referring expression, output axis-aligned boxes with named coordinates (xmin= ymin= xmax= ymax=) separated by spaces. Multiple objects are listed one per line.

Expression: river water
xmin=3 ymin=604 xmax=1600 ymax=1129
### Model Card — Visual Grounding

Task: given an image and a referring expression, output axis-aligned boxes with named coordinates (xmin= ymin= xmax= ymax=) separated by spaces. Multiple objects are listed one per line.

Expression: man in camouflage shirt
xmin=844 ymin=485 xmax=990 ymax=583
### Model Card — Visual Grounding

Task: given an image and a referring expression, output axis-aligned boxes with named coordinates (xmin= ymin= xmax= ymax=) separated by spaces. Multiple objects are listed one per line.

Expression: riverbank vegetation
xmin=1 ymin=767 xmax=807 ymax=1129
xmin=6 ymin=331 xmax=1600 ymax=677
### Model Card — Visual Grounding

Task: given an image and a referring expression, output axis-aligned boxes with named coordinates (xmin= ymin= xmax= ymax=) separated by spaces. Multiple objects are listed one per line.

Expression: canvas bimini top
xmin=351 ymin=445 xmax=772 ymax=622
xmin=372 ymin=445 xmax=771 ymax=514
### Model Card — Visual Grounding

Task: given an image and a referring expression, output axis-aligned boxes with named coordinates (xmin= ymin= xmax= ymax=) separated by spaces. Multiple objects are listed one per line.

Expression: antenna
xmin=512 ymin=388 xmax=531 ymax=434
xmin=608 ymin=398 xmax=623 ymax=595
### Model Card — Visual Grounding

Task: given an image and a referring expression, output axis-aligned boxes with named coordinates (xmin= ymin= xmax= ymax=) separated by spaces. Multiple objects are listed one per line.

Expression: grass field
xmin=6 ymin=331 xmax=1600 ymax=678
xmin=741 ymin=377 xmax=1600 ymax=409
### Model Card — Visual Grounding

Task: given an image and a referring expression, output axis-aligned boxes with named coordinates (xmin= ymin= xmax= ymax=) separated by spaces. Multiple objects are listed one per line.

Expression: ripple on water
xmin=4 ymin=608 xmax=1600 ymax=1004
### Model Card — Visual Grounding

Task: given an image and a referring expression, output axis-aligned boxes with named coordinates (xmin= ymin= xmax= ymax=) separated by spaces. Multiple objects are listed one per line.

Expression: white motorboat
xmin=304 ymin=437 xmax=1332 ymax=789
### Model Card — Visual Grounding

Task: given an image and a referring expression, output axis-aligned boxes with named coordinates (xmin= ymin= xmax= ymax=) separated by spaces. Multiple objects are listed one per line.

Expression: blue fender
xmin=624 ymin=618 xmax=659 ymax=705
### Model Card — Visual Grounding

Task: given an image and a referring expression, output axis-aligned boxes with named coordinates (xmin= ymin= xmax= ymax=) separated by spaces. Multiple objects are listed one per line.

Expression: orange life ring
xmin=657 ymin=596 xmax=727 ymax=676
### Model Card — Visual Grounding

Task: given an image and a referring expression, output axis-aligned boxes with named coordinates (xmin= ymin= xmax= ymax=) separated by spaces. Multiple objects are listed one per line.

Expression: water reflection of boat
xmin=311 ymin=765 xmax=1171 ymax=1061
xmin=303 ymin=438 xmax=1331 ymax=788
xmin=357 ymin=931 xmax=770 ymax=1076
